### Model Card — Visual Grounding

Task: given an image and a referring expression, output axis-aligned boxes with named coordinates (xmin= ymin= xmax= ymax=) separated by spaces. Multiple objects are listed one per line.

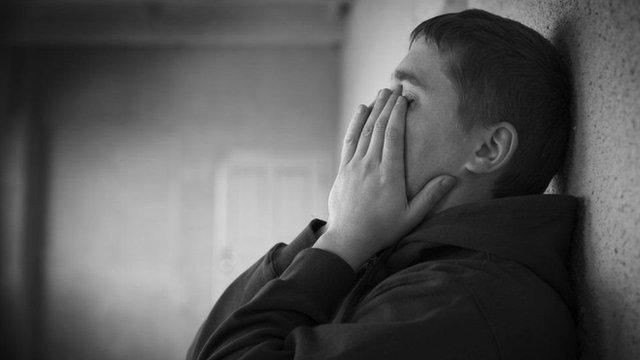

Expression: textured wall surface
xmin=468 ymin=1 xmax=640 ymax=359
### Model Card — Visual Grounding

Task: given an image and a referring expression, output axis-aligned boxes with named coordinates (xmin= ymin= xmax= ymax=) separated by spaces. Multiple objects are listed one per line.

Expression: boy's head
xmin=393 ymin=9 xmax=572 ymax=204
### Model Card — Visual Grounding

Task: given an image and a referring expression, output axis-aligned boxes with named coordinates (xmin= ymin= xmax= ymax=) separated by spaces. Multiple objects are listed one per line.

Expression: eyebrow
xmin=392 ymin=68 xmax=425 ymax=90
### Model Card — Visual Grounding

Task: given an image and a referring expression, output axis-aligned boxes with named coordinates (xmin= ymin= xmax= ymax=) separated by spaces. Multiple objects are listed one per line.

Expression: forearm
xmin=187 ymin=243 xmax=283 ymax=359
xmin=187 ymin=219 xmax=327 ymax=359
xmin=189 ymin=248 xmax=356 ymax=360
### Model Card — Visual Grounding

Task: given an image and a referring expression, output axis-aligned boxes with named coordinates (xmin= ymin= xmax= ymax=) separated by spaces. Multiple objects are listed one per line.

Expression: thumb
xmin=406 ymin=175 xmax=457 ymax=223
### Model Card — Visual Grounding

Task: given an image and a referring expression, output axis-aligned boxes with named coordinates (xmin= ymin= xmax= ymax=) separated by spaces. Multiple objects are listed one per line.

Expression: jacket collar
xmin=384 ymin=194 xmax=579 ymax=306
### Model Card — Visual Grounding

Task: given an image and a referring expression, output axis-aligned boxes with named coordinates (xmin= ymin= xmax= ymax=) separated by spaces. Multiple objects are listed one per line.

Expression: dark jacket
xmin=187 ymin=194 xmax=579 ymax=360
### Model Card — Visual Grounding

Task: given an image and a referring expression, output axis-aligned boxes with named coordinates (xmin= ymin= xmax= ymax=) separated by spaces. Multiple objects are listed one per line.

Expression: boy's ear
xmin=464 ymin=122 xmax=518 ymax=175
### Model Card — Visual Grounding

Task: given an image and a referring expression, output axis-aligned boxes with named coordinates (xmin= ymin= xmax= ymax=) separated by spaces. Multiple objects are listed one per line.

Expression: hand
xmin=312 ymin=86 xmax=457 ymax=271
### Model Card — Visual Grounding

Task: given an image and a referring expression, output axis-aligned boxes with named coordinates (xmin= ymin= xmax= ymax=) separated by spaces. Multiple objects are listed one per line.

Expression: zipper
xmin=338 ymin=249 xmax=390 ymax=322
xmin=357 ymin=254 xmax=378 ymax=277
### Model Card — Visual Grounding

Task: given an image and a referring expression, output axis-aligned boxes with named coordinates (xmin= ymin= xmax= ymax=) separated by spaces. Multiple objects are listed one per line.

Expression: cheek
xmin=403 ymin=113 xmax=446 ymax=197
xmin=405 ymin=111 xmax=464 ymax=173
xmin=404 ymin=113 xmax=439 ymax=172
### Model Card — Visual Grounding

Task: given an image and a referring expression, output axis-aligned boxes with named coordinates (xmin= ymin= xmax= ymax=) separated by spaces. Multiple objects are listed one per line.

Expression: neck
xmin=428 ymin=176 xmax=494 ymax=216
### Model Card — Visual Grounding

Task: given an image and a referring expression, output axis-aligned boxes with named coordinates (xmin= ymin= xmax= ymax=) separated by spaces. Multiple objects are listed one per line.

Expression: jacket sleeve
xmin=186 ymin=219 xmax=327 ymax=359
xmin=188 ymin=249 xmax=499 ymax=360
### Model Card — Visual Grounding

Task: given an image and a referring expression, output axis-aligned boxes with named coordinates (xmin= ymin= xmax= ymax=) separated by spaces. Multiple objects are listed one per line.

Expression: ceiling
xmin=2 ymin=0 xmax=350 ymax=46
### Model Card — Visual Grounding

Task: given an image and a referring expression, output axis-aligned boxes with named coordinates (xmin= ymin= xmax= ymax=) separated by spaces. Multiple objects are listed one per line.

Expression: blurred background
xmin=1 ymin=0 xmax=639 ymax=360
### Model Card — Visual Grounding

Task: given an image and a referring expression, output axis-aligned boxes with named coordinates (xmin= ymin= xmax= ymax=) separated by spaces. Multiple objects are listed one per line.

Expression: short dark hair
xmin=410 ymin=9 xmax=572 ymax=198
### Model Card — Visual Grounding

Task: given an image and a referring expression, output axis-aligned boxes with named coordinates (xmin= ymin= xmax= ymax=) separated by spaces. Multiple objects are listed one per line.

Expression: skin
xmin=313 ymin=38 xmax=518 ymax=271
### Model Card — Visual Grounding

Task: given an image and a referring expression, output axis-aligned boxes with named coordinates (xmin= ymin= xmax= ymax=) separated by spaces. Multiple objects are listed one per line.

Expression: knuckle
xmin=363 ymin=158 xmax=377 ymax=171
xmin=379 ymin=171 xmax=393 ymax=184
xmin=360 ymin=126 xmax=374 ymax=137
xmin=385 ymin=127 xmax=401 ymax=141
xmin=341 ymin=160 xmax=354 ymax=171
xmin=374 ymin=120 xmax=388 ymax=132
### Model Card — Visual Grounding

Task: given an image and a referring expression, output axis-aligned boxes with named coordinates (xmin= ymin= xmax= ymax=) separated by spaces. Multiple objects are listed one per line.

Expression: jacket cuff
xmin=277 ymin=247 xmax=357 ymax=319
xmin=271 ymin=218 xmax=327 ymax=276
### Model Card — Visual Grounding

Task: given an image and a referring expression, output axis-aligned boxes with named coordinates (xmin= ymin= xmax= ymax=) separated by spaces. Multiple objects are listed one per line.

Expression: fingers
xmin=354 ymin=88 xmax=392 ymax=158
xmin=340 ymin=104 xmax=371 ymax=166
xmin=381 ymin=95 xmax=408 ymax=170
xmin=368 ymin=86 xmax=402 ymax=161
xmin=406 ymin=176 xmax=457 ymax=222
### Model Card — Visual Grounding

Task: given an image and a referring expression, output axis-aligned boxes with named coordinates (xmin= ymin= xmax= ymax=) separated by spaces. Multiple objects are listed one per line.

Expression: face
xmin=392 ymin=38 xmax=475 ymax=199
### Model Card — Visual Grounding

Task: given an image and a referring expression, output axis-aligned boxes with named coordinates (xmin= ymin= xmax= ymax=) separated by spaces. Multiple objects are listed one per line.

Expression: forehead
xmin=395 ymin=40 xmax=453 ymax=90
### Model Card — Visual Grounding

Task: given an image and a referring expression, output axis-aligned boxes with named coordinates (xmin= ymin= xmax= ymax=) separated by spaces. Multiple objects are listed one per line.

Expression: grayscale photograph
xmin=1 ymin=0 xmax=639 ymax=359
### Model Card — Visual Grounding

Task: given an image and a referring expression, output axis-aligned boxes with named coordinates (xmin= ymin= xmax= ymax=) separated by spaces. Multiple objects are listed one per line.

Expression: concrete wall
xmin=35 ymin=45 xmax=338 ymax=360
xmin=341 ymin=0 xmax=640 ymax=359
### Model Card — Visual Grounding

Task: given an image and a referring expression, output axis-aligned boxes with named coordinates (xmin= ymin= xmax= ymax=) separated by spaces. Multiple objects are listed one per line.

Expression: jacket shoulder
xmin=356 ymin=256 xmax=576 ymax=360
xmin=354 ymin=258 xmax=491 ymax=323
xmin=351 ymin=259 xmax=501 ymax=359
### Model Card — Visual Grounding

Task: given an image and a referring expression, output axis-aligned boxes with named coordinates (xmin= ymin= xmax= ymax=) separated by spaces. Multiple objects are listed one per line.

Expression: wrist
xmin=312 ymin=231 xmax=368 ymax=272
